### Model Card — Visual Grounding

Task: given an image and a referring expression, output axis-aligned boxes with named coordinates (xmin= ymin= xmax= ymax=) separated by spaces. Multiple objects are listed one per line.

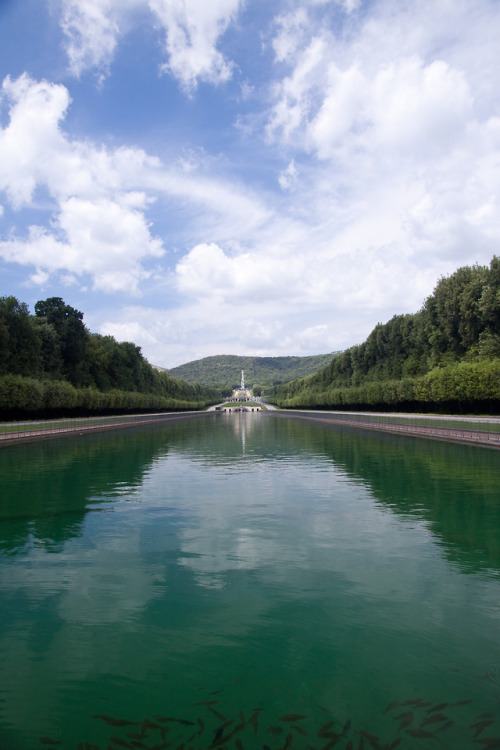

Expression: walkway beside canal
xmin=272 ymin=410 xmax=500 ymax=449
xmin=0 ymin=411 xmax=212 ymax=446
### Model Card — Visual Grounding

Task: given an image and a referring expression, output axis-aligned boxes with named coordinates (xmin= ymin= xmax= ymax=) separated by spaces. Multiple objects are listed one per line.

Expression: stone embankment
xmin=0 ymin=411 xmax=212 ymax=446
xmin=273 ymin=410 xmax=500 ymax=449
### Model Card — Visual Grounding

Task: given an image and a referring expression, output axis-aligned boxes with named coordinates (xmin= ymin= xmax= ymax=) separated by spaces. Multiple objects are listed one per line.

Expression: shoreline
xmin=0 ymin=411 xmax=213 ymax=446
xmin=272 ymin=410 xmax=500 ymax=449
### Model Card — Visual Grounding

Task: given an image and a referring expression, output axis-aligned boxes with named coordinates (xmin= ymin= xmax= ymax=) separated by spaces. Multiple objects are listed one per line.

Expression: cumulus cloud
xmin=100 ymin=320 xmax=158 ymax=346
xmin=0 ymin=73 xmax=283 ymax=299
xmin=58 ymin=0 xmax=243 ymax=89
xmin=0 ymin=74 xmax=71 ymax=207
xmin=306 ymin=56 xmax=473 ymax=161
xmin=0 ymin=198 xmax=164 ymax=294
xmin=150 ymin=0 xmax=242 ymax=91
xmin=3 ymin=1 xmax=500 ymax=367
xmin=0 ymin=74 xmax=164 ymax=293
xmin=176 ymin=242 xmax=308 ymax=303
xmin=264 ymin=0 xmax=500 ymax=283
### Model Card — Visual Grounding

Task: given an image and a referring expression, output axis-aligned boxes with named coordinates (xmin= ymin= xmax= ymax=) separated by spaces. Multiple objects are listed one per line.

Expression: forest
xmin=267 ymin=257 xmax=500 ymax=414
xmin=0 ymin=296 xmax=220 ymax=419
xmin=168 ymin=352 xmax=336 ymax=393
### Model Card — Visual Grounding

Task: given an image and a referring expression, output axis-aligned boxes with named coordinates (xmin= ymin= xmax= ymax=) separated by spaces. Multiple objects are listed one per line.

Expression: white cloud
xmin=57 ymin=0 xmax=243 ymax=89
xmin=97 ymin=299 xmax=346 ymax=369
xmin=100 ymin=320 xmax=157 ymax=346
xmin=29 ymin=268 xmax=50 ymax=286
xmin=263 ymin=0 xmax=500 ymax=289
xmin=279 ymin=159 xmax=298 ymax=190
xmin=266 ymin=34 xmax=328 ymax=143
xmin=124 ymin=0 xmax=500 ymax=366
xmin=176 ymin=242 xmax=307 ymax=303
xmin=4 ymin=0 xmax=500 ymax=367
xmin=0 ymin=198 xmax=164 ymax=295
xmin=0 ymin=73 xmax=286 ymax=300
xmin=272 ymin=8 xmax=309 ymax=64
xmin=0 ymin=74 xmax=164 ymax=293
xmin=150 ymin=0 xmax=243 ymax=91
xmin=59 ymin=0 xmax=123 ymax=77
xmin=306 ymin=56 xmax=473 ymax=161
xmin=0 ymin=74 xmax=71 ymax=207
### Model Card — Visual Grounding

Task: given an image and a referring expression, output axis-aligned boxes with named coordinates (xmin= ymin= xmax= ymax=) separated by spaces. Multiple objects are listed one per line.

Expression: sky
xmin=1 ymin=0 xmax=500 ymax=369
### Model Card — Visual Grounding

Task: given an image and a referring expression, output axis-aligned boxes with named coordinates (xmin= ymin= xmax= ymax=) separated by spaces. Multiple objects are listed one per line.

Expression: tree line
xmin=0 ymin=296 xmax=220 ymax=419
xmin=267 ymin=257 xmax=500 ymax=413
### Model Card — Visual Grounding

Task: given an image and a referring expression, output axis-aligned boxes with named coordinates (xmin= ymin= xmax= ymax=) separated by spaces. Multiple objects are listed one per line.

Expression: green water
xmin=0 ymin=413 xmax=499 ymax=750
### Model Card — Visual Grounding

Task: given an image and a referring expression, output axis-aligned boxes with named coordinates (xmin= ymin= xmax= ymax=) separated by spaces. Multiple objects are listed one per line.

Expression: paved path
xmin=273 ymin=410 xmax=500 ymax=449
xmin=0 ymin=411 xmax=210 ymax=445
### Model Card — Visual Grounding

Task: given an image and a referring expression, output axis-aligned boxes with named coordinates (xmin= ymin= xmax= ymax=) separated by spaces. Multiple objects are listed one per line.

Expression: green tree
xmin=0 ymin=296 xmax=41 ymax=376
xmin=35 ymin=297 xmax=89 ymax=385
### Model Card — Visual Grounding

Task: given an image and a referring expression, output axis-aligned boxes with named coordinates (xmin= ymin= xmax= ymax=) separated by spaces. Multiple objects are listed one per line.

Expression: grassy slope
xmin=166 ymin=353 xmax=337 ymax=389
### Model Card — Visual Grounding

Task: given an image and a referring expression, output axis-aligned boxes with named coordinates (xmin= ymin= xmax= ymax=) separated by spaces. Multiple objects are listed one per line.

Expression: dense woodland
xmin=267 ymin=257 xmax=500 ymax=413
xmin=0 ymin=296 xmax=220 ymax=419
xmin=168 ymin=352 xmax=336 ymax=393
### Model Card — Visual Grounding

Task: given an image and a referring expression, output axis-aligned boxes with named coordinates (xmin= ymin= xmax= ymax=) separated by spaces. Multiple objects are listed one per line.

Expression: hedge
xmin=0 ymin=375 xmax=213 ymax=419
xmin=270 ymin=359 xmax=500 ymax=413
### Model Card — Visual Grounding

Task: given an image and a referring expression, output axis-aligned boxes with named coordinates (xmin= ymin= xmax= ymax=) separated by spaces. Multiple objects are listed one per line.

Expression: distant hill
xmin=166 ymin=353 xmax=337 ymax=390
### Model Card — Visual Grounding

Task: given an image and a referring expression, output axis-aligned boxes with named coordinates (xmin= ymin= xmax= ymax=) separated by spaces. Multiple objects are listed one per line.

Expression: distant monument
xmin=234 ymin=369 xmax=250 ymax=401
xmin=222 ymin=367 xmax=262 ymax=410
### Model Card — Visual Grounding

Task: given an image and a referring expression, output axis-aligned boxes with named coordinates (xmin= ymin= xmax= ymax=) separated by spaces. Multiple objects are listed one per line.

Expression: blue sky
xmin=1 ymin=0 xmax=500 ymax=368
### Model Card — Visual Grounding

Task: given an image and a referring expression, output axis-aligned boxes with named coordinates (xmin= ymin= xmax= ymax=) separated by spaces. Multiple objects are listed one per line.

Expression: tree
xmin=480 ymin=256 xmax=500 ymax=335
xmin=35 ymin=297 xmax=89 ymax=385
xmin=0 ymin=296 xmax=41 ymax=376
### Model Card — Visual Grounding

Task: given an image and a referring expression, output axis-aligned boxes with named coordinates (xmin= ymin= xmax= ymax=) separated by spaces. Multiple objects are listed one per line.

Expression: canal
xmin=0 ymin=412 xmax=499 ymax=749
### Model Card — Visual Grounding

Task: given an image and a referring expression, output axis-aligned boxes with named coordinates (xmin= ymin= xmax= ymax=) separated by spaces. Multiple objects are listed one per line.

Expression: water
xmin=0 ymin=412 xmax=499 ymax=750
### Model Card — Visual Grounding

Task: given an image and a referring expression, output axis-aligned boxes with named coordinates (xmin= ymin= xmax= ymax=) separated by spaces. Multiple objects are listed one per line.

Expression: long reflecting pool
xmin=1 ymin=412 xmax=500 ymax=750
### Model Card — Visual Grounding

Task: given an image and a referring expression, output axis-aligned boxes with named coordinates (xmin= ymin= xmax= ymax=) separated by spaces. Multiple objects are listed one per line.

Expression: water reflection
xmin=0 ymin=413 xmax=499 ymax=750
xmin=272 ymin=416 xmax=500 ymax=577
xmin=0 ymin=424 xmax=176 ymax=555
xmin=161 ymin=413 xmax=500 ymax=578
xmin=1 ymin=412 xmax=499 ymax=575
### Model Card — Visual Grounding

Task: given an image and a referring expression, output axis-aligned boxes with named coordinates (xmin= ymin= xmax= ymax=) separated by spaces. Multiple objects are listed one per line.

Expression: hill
xmin=167 ymin=353 xmax=337 ymax=391
xmin=267 ymin=257 xmax=500 ymax=414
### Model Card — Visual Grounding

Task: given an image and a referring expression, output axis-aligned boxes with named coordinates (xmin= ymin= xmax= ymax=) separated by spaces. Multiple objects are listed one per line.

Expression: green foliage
xmin=167 ymin=352 xmax=337 ymax=389
xmin=35 ymin=297 xmax=88 ymax=384
xmin=0 ymin=375 xmax=216 ymax=419
xmin=0 ymin=296 xmax=220 ymax=419
xmin=0 ymin=374 xmax=45 ymax=411
xmin=0 ymin=296 xmax=42 ymax=377
xmin=269 ymin=257 xmax=500 ymax=413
